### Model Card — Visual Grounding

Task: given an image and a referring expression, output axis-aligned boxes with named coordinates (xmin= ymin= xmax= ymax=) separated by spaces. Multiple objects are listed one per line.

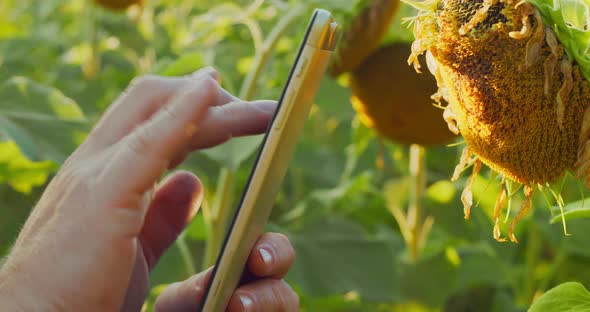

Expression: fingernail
xmin=239 ymin=294 xmax=254 ymax=311
xmin=203 ymin=66 xmax=221 ymax=82
xmin=253 ymin=101 xmax=277 ymax=115
xmin=259 ymin=247 xmax=273 ymax=265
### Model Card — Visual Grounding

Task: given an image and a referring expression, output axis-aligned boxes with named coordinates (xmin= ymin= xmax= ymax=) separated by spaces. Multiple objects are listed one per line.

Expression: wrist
xmin=0 ymin=267 xmax=56 ymax=311
xmin=0 ymin=271 xmax=22 ymax=311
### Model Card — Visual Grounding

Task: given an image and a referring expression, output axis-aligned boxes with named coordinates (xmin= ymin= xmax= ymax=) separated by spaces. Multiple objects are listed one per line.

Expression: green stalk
xmin=176 ymin=232 xmax=197 ymax=276
xmin=536 ymin=248 xmax=567 ymax=297
xmin=83 ymin=0 xmax=100 ymax=79
xmin=202 ymin=5 xmax=305 ymax=269
xmin=239 ymin=4 xmax=305 ymax=100
xmin=408 ymin=144 xmax=426 ymax=262
xmin=523 ymin=223 xmax=541 ymax=305
xmin=203 ymin=168 xmax=235 ymax=269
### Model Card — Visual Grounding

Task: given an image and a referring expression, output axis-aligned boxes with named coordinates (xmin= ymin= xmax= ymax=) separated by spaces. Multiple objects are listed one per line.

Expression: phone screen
xmin=200 ymin=10 xmax=319 ymax=305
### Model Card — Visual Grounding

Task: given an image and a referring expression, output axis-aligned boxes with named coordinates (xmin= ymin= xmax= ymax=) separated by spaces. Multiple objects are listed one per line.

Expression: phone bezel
xmin=199 ymin=10 xmax=319 ymax=308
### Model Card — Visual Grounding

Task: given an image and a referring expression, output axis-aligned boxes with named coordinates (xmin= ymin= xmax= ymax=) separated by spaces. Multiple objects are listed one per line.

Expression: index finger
xmin=98 ymin=77 xmax=222 ymax=205
xmin=88 ymin=67 xmax=237 ymax=151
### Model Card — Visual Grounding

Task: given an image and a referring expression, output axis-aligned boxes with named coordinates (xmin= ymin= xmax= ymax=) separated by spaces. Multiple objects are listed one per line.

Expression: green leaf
xmin=401 ymin=243 xmax=511 ymax=307
xmin=159 ymin=52 xmax=207 ymax=77
xmin=550 ymin=199 xmax=590 ymax=223
xmin=279 ymin=172 xmax=376 ymax=224
xmin=303 ymin=0 xmax=361 ymax=12
xmin=384 ymin=176 xmax=411 ymax=212
xmin=185 ymin=213 xmax=208 ymax=241
xmin=548 ymin=218 xmax=590 ymax=258
xmin=98 ymin=13 xmax=149 ymax=53
xmin=350 ymin=117 xmax=375 ymax=157
xmin=0 ymin=141 xmax=56 ymax=193
xmin=200 ymin=135 xmax=263 ymax=170
xmin=529 ymin=282 xmax=590 ymax=312
xmin=426 ymin=180 xmax=456 ymax=204
xmin=0 ymin=37 xmax=64 ymax=83
xmin=0 ymin=77 xmax=87 ymax=163
xmin=314 ymin=77 xmax=353 ymax=121
xmin=299 ymin=292 xmax=362 ymax=312
xmin=283 ymin=217 xmax=403 ymax=302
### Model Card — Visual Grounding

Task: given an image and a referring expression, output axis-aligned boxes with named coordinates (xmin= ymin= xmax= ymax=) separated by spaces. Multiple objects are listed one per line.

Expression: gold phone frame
xmin=199 ymin=8 xmax=339 ymax=312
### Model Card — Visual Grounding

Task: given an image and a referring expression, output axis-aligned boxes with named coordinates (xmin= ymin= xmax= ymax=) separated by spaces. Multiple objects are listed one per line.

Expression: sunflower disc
xmin=350 ymin=42 xmax=456 ymax=146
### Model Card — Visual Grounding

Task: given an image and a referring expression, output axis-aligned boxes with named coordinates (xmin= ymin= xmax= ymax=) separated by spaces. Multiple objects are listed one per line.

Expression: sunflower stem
xmin=536 ymin=247 xmax=567 ymax=296
xmin=523 ymin=222 xmax=540 ymax=305
xmin=239 ymin=4 xmax=304 ymax=99
xmin=203 ymin=168 xmax=235 ymax=269
xmin=177 ymin=232 xmax=197 ymax=277
xmin=83 ymin=0 xmax=100 ymax=79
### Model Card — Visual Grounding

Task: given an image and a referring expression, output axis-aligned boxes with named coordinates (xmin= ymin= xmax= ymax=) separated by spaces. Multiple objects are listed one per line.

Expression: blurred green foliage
xmin=2 ymin=0 xmax=590 ymax=311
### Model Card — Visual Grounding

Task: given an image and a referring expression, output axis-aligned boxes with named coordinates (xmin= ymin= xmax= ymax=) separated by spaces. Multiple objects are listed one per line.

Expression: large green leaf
xmin=200 ymin=135 xmax=263 ymax=170
xmin=401 ymin=243 xmax=512 ymax=307
xmin=0 ymin=141 xmax=56 ymax=193
xmin=313 ymin=77 xmax=353 ymax=121
xmin=298 ymin=292 xmax=362 ymax=312
xmin=281 ymin=217 xmax=403 ymax=302
xmin=550 ymin=199 xmax=590 ymax=224
xmin=0 ymin=77 xmax=87 ymax=162
xmin=529 ymin=282 xmax=590 ymax=312
xmin=0 ymin=37 xmax=64 ymax=82
xmin=97 ymin=12 xmax=149 ymax=54
xmin=158 ymin=52 xmax=207 ymax=77
xmin=184 ymin=213 xmax=208 ymax=241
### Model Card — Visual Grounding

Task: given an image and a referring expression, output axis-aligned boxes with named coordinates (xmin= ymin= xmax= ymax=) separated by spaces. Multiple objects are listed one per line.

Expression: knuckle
xmin=51 ymin=164 xmax=92 ymax=196
xmin=270 ymin=281 xmax=290 ymax=310
xmin=61 ymin=150 xmax=81 ymax=169
xmin=199 ymin=75 xmax=218 ymax=89
xmin=279 ymin=281 xmax=299 ymax=312
xmin=195 ymin=76 xmax=220 ymax=101
xmin=162 ymin=99 xmax=181 ymax=121
xmin=127 ymin=125 xmax=151 ymax=154
xmin=184 ymin=66 xmax=216 ymax=80
xmin=290 ymin=290 xmax=300 ymax=311
xmin=128 ymin=75 xmax=161 ymax=93
xmin=57 ymin=163 xmax=86 ymax=183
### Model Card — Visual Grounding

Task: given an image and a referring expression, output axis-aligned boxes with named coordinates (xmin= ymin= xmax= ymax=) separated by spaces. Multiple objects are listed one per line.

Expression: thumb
xmin=140 ymin=171 xmax=203 ymax=269
xmin=154 ymin=268 xmax=213 ymax=312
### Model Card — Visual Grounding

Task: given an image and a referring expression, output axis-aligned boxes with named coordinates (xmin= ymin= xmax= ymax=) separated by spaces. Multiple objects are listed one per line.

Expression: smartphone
xmin=199 ymin=9 xmax=339 ymax=312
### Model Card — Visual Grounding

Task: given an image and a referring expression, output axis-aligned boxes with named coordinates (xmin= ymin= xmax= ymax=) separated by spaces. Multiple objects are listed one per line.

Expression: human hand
xmin=0 ymin=67 xmax=298 ymax=311
xmin=154 ymin=232 xmax=298 ymax=312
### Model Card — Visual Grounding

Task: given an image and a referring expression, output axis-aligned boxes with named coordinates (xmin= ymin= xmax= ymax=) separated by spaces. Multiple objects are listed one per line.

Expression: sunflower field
xmin=2 ymin=0 xmax=590 ymax=311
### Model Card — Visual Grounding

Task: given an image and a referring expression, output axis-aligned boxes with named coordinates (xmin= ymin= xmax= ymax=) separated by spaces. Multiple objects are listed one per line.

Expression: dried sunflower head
xmin=329 ymin=0 xmax=401 ymax=77
xmin=403 ymin=0 xmax=590 ymax=242
xmin=351 ymin=42 xmax=457 ymax=145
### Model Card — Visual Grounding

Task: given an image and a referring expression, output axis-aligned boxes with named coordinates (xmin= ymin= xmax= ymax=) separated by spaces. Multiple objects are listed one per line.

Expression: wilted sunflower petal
xmin=493 ymin=178 xmax=508 ymax=242
xmin=509 ymin=185 xmax=534 ymax=243
xmin=461 ymin=159 xmax=482 ymax=220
